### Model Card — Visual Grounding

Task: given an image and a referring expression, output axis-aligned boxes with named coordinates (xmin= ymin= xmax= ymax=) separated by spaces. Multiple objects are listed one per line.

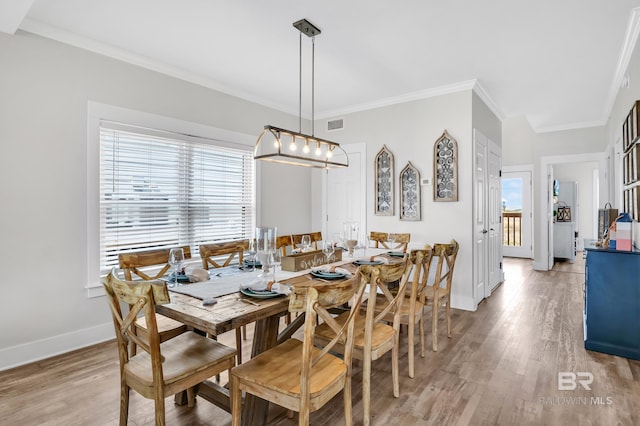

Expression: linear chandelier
xmin=254 ymin=19 xmax=349 ymax=169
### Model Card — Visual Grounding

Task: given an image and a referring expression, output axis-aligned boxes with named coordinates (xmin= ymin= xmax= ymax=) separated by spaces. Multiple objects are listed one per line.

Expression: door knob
xmin=482 ymin=229 xmax=488 ymax=234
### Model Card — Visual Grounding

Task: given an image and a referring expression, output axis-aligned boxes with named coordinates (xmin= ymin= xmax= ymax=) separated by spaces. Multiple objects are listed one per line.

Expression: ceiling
xmin=3 ymin=1 xmax=640 ymax=132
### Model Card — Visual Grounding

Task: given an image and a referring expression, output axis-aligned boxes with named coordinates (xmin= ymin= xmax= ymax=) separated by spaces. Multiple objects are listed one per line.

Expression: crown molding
xmin=316 ymin=80 xmax=478 ymax=119
xmin=603 ymin=7 xmax=640 ymax=123
xmin=535 ymin=119 xmax=607 ymax=134
xmin=471 ymin=80 xmax=505 ymax=121
xmin=0 ymin=0 xmax=34 ymax=35
xmin=19 ymin=18 xmax=299 ymax=117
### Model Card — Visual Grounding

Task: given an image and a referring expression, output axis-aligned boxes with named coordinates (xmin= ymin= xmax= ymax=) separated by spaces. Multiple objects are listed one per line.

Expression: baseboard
xmin=0 ymin=322 xmax=114 ymax=371
xmin=532 ymin=260 xmax=548 ymax=271
xmin=451 ymin=294 xmax=477 ymax=312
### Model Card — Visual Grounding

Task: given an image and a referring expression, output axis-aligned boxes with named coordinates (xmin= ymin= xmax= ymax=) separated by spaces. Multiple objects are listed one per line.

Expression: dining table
xmin=155 ymin=247 xmax=405 ymax=426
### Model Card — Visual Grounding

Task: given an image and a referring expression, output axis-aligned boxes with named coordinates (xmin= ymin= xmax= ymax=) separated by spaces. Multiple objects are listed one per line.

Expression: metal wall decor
xmin=400 ymin=161 xmax=421 ymax=221
xmin=374 ymin=145 xmax=394 ymax=215
xmin=433 ymin=130 xmax=458 ymax=202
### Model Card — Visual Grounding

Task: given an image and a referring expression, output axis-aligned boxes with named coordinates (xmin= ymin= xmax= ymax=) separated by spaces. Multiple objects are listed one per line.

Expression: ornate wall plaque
xmin=433 ymin=130 xmax=458 ymax=202
xmin=375 ymin=145 xmax=394 ymax=215
xmin=400 ymin=161 xmax=421 ymax=221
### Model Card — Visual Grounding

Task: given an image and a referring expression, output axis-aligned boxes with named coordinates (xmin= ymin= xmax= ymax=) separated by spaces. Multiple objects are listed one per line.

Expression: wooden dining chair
xmin=275 ymin=235 xmax=293 ymax=256
xmin=374 ymin=247 xmax=433 ymax=378
xmin=118 ymin=247 xmax=192 ymax=355
xmin=314 ymin=261 xmax=411 ymax=426
xmin=199 ymin=240 xmax=250 ymax=364
xmin=292 ymin=232 xmax=323 ymax=251
xmin=103 ymin=270 xmax=236 ymax=426
xmin=200 ymin=240 xmax=249 ymax=269
xmin=368 ymin=232 xmax=410 ymax=252
xmin=425 ymin=239 xmax=459 ymax=351
xmin=230 ymin=274 xmax=366 ymax=426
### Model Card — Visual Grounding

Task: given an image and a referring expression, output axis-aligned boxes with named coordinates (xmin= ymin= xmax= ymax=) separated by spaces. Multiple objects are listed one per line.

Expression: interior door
xmin=324 ymin=143 xmax=366 ymax=242
xmin=502 ymin=170 xmax=533 ymax=258
xmin=473 ymin=129 xmax=488 ymax=306
xmin=488 ymin=141 xmax=503 ymax=292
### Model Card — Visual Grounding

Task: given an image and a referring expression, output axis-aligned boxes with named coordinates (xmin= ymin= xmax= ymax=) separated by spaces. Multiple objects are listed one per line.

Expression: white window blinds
xmin=99 ymin=122 xmax=255 ymax=273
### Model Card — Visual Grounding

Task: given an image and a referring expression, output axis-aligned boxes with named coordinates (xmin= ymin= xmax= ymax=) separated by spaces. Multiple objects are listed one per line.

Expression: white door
xmin=502 ymin=170 xmax=533 ymax=258
xmin=324 ymin=143 xmax=366 ymax=242
xmin=488 ymin=141 xmax=503 ymax=293
xmin=473 ymin=129 xmax=488 ymax=306
xmin=547 ymin=165 xmax=555 ymax=270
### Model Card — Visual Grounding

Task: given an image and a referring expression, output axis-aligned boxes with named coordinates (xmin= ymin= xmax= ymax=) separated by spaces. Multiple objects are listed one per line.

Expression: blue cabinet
xmin=584 ymin=245 xmax=640 ymax=360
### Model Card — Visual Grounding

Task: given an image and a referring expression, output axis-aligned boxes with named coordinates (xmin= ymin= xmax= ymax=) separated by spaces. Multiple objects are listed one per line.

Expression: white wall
xmin=0 ymin=31 xmax=312 ymax=370
xmin=313 ymin=90 xmax=481 ymax=311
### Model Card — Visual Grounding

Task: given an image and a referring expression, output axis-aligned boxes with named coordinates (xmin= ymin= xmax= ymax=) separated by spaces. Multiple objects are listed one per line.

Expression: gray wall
xmin=0 ymin=31 xmax=311 ymax=369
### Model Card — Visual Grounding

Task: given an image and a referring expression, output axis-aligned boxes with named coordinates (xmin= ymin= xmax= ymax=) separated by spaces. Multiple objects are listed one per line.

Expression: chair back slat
xmin=291 ymin=232 xmax=323 ymax=250
xmin=431 ymin=240 xmax=459 ymax=291
xmin=200 ymin=240 xmax=249 ymax=269
xmin=118 ymin=246 xmax=192 ymax=280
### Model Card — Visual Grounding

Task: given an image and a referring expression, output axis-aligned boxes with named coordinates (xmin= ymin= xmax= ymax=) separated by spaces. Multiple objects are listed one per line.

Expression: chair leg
xmin=419 ymin=311 xmax=425 ymax=358
xmin=392 ymin=332 xmax=400 ymax=398
xmin=235 ymin=328 xmax=243 ymax=365
xmin=363 ymin=351 xmax=372 ymax=426
xmin=446 ymin=298 xmax=452 ymax=338
xmin=230 ymin=375 xmax=242 ymax=426
xmin=120 ymin=382 xmax=130 ymax=426
xmin=432 ymin=299 xmax=439 ymax=352
xmin=154 ymin=392 xmax=165 ymax=426
xmin=408 ymin=319 xmax=415 ymax=379
xmin=344 ymin=373 xmax=353 ymax=426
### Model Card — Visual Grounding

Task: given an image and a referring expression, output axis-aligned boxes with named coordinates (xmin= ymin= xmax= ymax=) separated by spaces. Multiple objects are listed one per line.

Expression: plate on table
xmin=352 ymin=259 xmax=384 ymax=266
xmin=168 ymin=273 xmax=191 ymax=283
xmin=240 ymin=288 xmax=282 ymax=299
xmin=311 ymin=270 xmax=347 ymax=280
xmin=243 ymin=259 xmax=262 ymax=268
xmin=387 ymin=251 xmax=405 ymax=257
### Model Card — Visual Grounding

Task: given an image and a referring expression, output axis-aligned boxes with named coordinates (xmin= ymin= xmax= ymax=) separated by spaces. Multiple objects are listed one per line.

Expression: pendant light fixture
xmin=254 ymin=19 xmax=349 ymax=169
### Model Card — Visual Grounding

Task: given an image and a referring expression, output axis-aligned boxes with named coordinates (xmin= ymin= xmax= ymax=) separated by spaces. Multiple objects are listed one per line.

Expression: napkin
xmin=240 ymin=277 xmax=291 ymax=295
xmin=312 ymin=266 xmax=352 ymax=277
xmin=184 ymin=267 xmax=209 ymax=283
xmin=362 ymin=256 xmax=390 ymax=264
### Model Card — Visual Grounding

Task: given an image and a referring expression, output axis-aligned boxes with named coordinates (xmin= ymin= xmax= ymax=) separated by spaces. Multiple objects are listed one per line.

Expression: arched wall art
xmin=375 ymin=145 xmax=394 ymax=215
xmin=400 ymin=161 xmax=421 ymax=221
xmin=433 ymin=130 xmax=458 ymax=202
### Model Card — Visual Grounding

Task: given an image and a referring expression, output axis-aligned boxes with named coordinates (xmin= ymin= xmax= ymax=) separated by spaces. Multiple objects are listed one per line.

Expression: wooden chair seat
xmin=230 ymin=339 xmax=347 ymax=411
xmin=103 ymin=270 xmax=236 ymax=426
xmin=125 ymin=332 xmax=236 ymax=392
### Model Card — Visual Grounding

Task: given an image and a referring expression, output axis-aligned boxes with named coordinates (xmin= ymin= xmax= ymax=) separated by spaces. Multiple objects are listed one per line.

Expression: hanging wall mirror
xmin=433 ymin=130 xmax=458 ymax=202
xmin=400 ymin=161 xmax=421 ymax=221
xmin=375 ymin=145 xmax=394 ymax=215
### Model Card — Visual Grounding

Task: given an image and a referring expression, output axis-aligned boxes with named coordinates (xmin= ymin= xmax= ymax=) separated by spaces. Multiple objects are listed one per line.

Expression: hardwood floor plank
xmin=2 ymin=256 xmax=640 ymax=425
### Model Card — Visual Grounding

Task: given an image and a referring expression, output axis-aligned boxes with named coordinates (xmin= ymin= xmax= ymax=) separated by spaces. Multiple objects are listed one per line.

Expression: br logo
xmin=558 ymin=372 xmax=593 ymax=390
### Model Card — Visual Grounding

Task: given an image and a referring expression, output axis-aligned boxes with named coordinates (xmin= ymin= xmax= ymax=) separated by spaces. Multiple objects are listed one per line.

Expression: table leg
xmin=241 ymin=315 xmax=281 ymax=426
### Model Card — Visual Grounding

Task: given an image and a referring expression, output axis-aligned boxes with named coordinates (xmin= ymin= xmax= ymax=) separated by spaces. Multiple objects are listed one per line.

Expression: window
xmin=99 ymin=122 xmax=255 ymax=273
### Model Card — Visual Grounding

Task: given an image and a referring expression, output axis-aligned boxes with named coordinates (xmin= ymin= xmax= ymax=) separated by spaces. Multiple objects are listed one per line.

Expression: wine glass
xmin=322 ymin=240 xmax=335 ymax=264
xmin=271 ymin=249 xmax=282 ymax=282
xmin=168 ymin=247 xmax=185 ymax=287
xmin=387 ymin=233 xmax=398 ymax=251
xmin=301 ymin=235 xmax=312 ymax=252
xmin=245 ymin=239 xmax=256 ymax=271
xmin=361 ymin=233 xmax=371 ymax=257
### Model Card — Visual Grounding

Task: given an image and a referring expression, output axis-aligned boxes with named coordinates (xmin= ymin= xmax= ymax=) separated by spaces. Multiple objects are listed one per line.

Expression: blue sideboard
xmin=584 ymin=243 xmax=640 ymax=360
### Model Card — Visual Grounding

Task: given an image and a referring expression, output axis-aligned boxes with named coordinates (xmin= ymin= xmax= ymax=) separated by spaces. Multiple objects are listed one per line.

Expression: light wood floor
xmin=2 ymin=256 xmax=640 ymax=425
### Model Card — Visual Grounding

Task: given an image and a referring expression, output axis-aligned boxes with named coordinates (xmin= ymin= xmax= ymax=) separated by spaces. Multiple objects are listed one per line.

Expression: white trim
xmin=86 ymin=101 xmax=256 ymax=298
xmin=537 ymin=152 xmax=607 ymax=271
xmin=0 ymin=322 xmax=114 ymax=372
xmin=20 ymin=18 xmax=299 ymax=117
xmin=473 ymin=80 xmax=505 ymax=121
xmin=0 ymin=0 xmax=34 ymax=35
xmin=316 ymin=80 xmax=478 ymax=119
xmin=536 ymin=120 xmax=607 ymax=134
xmin=451 ymin=294 xmax=477 ymax=312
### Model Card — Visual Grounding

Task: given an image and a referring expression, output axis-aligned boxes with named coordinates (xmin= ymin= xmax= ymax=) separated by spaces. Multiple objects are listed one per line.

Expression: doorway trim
xmin=536 ymin=152 xmax=607 ymax=271
xmin=502 ymin=164 xmax=533 ymax=258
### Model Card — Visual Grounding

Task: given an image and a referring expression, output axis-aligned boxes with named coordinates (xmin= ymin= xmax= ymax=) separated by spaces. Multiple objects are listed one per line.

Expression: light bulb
xmin=326 ymin=146 xmax=333 ymax=158
xmin=289 ymin=140 xmax=297 ymax=151
xmin=303 ymin=141 xmax=310 ymax=153
xmin=315 ymin=143 xmax=322 ymax=156
xmin=273 ymin=139 xmax=280 ymax=148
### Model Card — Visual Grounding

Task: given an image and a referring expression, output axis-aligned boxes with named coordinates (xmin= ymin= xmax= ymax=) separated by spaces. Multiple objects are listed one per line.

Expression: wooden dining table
xmin=155 ymin=248 xmax=403 ymax=425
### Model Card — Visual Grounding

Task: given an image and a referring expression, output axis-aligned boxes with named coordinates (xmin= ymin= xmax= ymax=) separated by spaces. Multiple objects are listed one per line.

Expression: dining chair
xmin=103 ymin=270 xmax=236 ymax=426
xmin=118 ymin=247 xmax=192 ymax=355
xmin=292 ymin=232 xmax=323 ymax=251
xmin=199 ymin=240 xmax=251 ymax=364
xmin=368 ymin=232 xmax=411 ymax=252
xmin=275 ymin=235 xmax=293 ymax=256
xmin=314 ymin=261 xmax=411 ymax=426
xmin=200 ymin=240 xmax=249 ymax=269
xmin=373 ymin=247 xmax=433 ymax=378
xmin=230 ymin=273 xmax=366 ymax=426
xmin=425 ymin=239 xmax=459 ymax=351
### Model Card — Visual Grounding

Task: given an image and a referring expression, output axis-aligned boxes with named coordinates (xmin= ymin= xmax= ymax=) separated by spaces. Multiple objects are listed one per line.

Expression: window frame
xmin=87 ymin=102 xmax=259 ymax=297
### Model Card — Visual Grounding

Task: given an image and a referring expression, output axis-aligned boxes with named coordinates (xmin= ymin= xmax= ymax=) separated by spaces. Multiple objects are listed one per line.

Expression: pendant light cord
xmin=312 ymin=36 xmax=315 ymax=137
xmin=299 ymin=32 xmax=302 ymax=134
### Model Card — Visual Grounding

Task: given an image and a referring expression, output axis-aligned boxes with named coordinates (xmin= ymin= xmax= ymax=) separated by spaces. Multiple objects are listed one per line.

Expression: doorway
xmin=502 ymin=168 xmax=533 ymax=258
